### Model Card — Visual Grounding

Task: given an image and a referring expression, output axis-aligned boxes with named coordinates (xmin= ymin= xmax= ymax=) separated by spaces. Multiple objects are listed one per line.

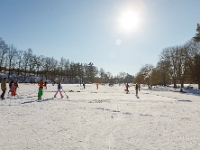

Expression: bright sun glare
xmin=120 ymin=10 xmax=139 ymax=32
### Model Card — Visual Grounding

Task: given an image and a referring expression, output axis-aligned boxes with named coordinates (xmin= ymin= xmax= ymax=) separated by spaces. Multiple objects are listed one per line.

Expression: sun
xmin=120 ymin=10 xmax=139 ymax=31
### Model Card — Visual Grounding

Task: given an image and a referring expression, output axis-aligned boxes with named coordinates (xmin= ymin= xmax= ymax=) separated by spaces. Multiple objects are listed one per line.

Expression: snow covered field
xmin=0 ymin=83 xmax=200 ymax=150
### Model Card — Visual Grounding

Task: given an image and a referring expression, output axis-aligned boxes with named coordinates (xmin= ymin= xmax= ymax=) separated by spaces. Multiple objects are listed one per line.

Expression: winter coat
xmin=126 ymin=84 xmax=129 ymax=89
xmin=14 ymin=82 xmax=18 ymax=88
xmin=38 ymin=81 xmax=44 ymax=88
xmin=135 ymin=84 xmax=139 ymax=90
xmin=1 ymin=79 xmax=7 ymax=90
xmin=10 ymin=83 xmax=16 ymax=96
xmin=57 ymin=84 xmax=62 ymax=89
xmin=10 ymin=83 xmax=15 ymax=92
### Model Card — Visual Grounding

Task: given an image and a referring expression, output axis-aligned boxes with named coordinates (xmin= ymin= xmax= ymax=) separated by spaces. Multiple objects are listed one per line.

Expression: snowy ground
xmin=0 ymin=83 xmax=200 ymax=150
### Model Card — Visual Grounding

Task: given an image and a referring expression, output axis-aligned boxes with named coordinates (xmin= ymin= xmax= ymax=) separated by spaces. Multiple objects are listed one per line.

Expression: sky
xmin=0 ymin=0 xmax=200 ymax=76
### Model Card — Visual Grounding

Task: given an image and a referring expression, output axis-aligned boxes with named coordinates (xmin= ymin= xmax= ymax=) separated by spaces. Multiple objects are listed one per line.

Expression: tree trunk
xmin=173 ymin=78 xmax=177 ymax=88
xmin=181 ymin=81 xmax=184 ymax=88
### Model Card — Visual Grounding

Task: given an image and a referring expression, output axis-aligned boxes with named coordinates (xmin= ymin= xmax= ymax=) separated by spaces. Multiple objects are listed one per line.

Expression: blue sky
xmin=0 ymin=0 xmax=199 ymax=76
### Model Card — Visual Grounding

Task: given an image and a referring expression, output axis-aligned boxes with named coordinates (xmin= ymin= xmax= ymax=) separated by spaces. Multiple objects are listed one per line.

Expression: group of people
xmin=37 ymin=80 xmax=49 ymax=100
xmin=37 ymin=80 xmax=63 ymax=100
xmin=9 ymin=80 xmax=19 ymax=96
xmin=1 ymin=78 xmax=141 ymax=100
xmin=125 ymin=83 xmax=140 ymax=96
xmin=1 ymin=78 xmax=18 ymax=100
xmin=0 ymin=78 xmax=64 ymax=100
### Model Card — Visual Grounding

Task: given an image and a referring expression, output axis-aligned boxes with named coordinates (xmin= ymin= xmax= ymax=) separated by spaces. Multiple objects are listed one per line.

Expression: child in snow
xmin=8 ymin=80 xmax=14 ymax=95
xmin=38 ymin=87 xmax=43 ymax=100
xmin=38 ymin=80 xmax=44 ymax=89
xmin=83 ymin=82 xmax=85 ymax=89
xmin=125 ymin=83 xmax=129 ymax=93
xmin=54 ymin=81 xmax=63 ymax=98
xmin=10 ymin=82 xmax=16 ymax=96
xmin=96 ymin=83 xmax=99 ymax=89
xmin=14 ymin=80 xmax=19 ymax=93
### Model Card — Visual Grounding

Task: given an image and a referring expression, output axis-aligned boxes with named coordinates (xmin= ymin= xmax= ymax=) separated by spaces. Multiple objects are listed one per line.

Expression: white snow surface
xmin=0 ymin=83 xmax=200 ymax=150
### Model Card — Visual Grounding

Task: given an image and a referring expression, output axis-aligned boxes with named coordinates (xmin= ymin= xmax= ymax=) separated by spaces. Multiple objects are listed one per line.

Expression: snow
xmin=0 ymin=83 xmax=200 ymax=149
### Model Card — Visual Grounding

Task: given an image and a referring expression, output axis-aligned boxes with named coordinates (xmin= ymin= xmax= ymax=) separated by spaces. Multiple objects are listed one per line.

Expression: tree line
xmin=0 ymin=38 xmax=134 ymax=84
xmin=134 ymin=24 xmax=200 ymax=89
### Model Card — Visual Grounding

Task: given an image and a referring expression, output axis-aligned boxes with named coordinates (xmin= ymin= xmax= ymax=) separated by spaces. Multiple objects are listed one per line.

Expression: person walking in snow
xmin=38 ymin=87 xmax=43 ymax=100
xmin=8 ymin=80 xmax=14 ymax=95
xmin=96 ymin=83 xmax=99 ymax=89
xmin=38 ymin=79 xmax=45 ymax=100
xmin=1 ymin=78 xmax=7 ymax=100
xmin=54 ymin=81 xmax=63 ymax=98
xmin=125 ymin=83 xmax=129 ymax=93
xmin=135 ymin=83 xmax=139 ymax=96
xmin=10 ymin=82 xmax=16 ymax=96
xmin=14 ymin=80 xmax=18 ymax=92
xmin=38 ymin=79 xmax=44 ymax=89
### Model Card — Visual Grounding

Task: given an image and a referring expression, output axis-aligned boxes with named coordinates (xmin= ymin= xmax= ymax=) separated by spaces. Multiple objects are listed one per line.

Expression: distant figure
xmin=44 ymin=81 xmax=47 ymax=89
xmin=1 ymin=78 xmax=7 ymax=100
xmin=38 ymin=80 xmax=44 ymax=100
xmin=14 ymin=80 xmax=19 ymax=92
xmin=125 ymin=83 xmax=129 ymax=93
xmin=8 ymin=80 xmax=14 ymax=95
xmin=96 ymin=83 xmax=99 ymax=89
xmin=135 ymin=83 xmax=139 ymax=96
xmin=54 ymin=81 xmax=63 ymax=98
xmin=38 ymin=87 xmax=43 ymax=100
xmin=10 ymin=82 xmax=16 ymax=96
xmin=38 ymin=80 xmax=44 ymax=89
xmin=138 ymin=84 xmax=140 ymax=91
xmin=109 ymin=83 xmax=113 ymax=87
xmin=83 ymin=82 xmax=85 ymax=89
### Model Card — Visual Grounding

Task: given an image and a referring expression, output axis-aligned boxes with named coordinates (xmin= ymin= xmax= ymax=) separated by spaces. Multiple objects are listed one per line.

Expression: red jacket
xmin=38 ymin=81 xmax=44 ymax=88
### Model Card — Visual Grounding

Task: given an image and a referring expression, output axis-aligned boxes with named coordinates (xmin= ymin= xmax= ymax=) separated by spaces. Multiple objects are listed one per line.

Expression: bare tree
xmin=59 ymin=57 xmax=66 ymax=80
xmin=160 ymin=47 xmax=179 ymax=88
xmin=176 ymin=45 xmax=190 ymax=88
xmin=16 ymin=50 xmax=24 ymax=75
xmin=7 ymin=45 xmax=17 ymax=79
xmin=32 ymin=55 xmax=42 ymax=76
xmin=0 ymin=38 xmax=8 ymax=72
xmin=156 ymin=60 xmax=171 ymax=86
xmin=22 ymin=49 xmax=32 ymax=81
xmin=49 ymin=57 xmax=58 ymax=82
xmin=117 ymin=72 xmax=127 ymax=84
xmin=43 ymin=57 xmax=53 ymax=80
xmin=150 ymin=68 xmax=160 ymax=85
xmin=134 ymin=72 xmax=145 ymax=84
xmin=140 ymin=64 xmax=154 ymax=86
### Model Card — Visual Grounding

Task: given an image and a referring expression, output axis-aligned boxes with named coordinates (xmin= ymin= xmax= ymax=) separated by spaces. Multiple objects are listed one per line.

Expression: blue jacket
xmin=58 ymin=84 xmax=62 ymax=89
